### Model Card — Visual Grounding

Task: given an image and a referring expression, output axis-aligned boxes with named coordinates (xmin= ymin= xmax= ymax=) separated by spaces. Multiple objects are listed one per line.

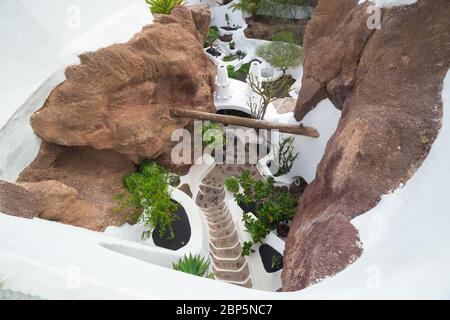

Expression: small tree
xmin=256 ymin=41 xmax=302 ymax=75
xmin=247 ymin=73 xmax=292 ymax=119
xmin=204 ymin=26 xmax=220 ymax=49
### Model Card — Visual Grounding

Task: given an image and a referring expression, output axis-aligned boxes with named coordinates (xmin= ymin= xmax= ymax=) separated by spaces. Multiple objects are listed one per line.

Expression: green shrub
xmin=173 ymin=254 xmax=214 ymax=278
xmin=243 ymin=212 xmax=271 ymax=243
xmin=241 ymin=213 xmax=270 ymax=256
xmin=227 ymin=63 xmax=250 ymax=80
xmin=233 ymin=171 xmax=298 ymax=255
xmin=225 ymin=177 xmax=240 ymax=193
xmin=239 ymin=62 xmax=251 ymax=75
xmin=241 ymin=241 xmax=255 ymax=257
xmin=223 ymin=54 xmax=238 ymax=62
xmin=274 ymin=136 xmax=299 ymax=177
xmin=202 ymin=121 xmax=224 ymax=148
xmin=233 ymin=0 xmax=261 ymax=16
xmin=145 ymin=0 xmax=185 ymax=15
xmin=256 ymin=41 xmax=302 ymax=75
xmin=273 ymin=30 xmax=297 ymax=44
xmin=114 ymin=160 xmax=180 ymax=240
xmin=205 ymin=26 xmax=220 ymax=48
xmin=229 ymin=41 xmax=236 ymax=50
xmin=227 ymin=65 xmax=237 ymax=79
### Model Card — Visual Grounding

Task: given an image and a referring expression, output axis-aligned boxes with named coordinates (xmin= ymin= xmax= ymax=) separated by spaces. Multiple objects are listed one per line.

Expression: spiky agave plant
xmin=145 ymin=0 xmax=186 ymax=15
xmin=173 ymin=254 xmax=214 ymax=278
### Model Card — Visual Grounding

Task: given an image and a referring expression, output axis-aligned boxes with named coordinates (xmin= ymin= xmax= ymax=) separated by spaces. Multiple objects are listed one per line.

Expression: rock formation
xmin=0 ymin=5 xmax=215 ymax=231
xmin=283 ymin=0 xmax=450 ymax=291
xmin=30 ymin=5 xmax=215 ymax=168
xmin=0 ymin=143 xmax=136 ymax=231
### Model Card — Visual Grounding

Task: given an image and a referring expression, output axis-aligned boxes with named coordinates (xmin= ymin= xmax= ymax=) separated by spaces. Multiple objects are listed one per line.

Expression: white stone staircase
xmin=196 ymin=182 xmax=252 ymax=288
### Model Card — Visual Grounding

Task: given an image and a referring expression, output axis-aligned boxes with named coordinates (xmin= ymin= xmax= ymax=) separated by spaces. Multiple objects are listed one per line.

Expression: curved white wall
xmin=1 ymin=0 xmax=449 ymax=300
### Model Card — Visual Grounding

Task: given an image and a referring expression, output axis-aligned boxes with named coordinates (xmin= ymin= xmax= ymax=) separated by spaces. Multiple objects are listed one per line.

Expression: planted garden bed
xmin=264 ymin=75 xmax=296 ymax=98
xmin=219 ymin=34 xmax=233 ymax=42
xmin=227 ymin=62 xmax=251 ymax=82
xmin=220 ymin=26 xmax=241 ymax=31
xmin=226 ymin=171 xmax=298 ymax=257
xmin=259 ymin=243 xmax=283 ymax=273
xmin=244 ymin=16 xmax=308 ymax=45
xmin=206 ymin=47 xmax=222 ymax=57
xmin=152 ymin=200 xmax=191 ymax=251
xmin=222 ymin=51 xmax=246 ymax=62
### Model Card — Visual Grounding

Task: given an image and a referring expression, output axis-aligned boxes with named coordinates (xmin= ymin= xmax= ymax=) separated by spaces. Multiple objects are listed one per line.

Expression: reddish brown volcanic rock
xmin=7 ymin=142 xmax=136 ymax=231
xmin=0 ymin=143 xmax=136 ymax=231
xmin=30 ymin=5 xmax=215 ymax=168
xmin=0 ymin=181 xmax=43 ymax=219
xmin=283 ymin=0 xmax=449 ymax=291
xmin=1 ymin=6 xmax=214 ymax=231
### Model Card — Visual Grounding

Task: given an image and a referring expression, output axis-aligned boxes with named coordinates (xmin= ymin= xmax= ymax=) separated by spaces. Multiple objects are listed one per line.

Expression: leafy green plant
xmin=273 ymin=136 xmax=299 ymax=177
xmin=241 ymin=241 xmax=255 ymax=257
xmin=204 ymin=26 xmax=220 ymax=49
xmin=227 ymin=63 xmax=250 ymax=81
xmin=114 ymin=160 xmax=180 ymax=240
xmin=256 ymin=41 xmax=302 ymax=75
xmin=225 ymin=177 xmax=240 ymax=193
xmin=271 ymin=255 xmax=282 ymax=269
xmin=233 ymin=171 xmax=298 ymax=256
xmin=173 ymin=254 xmax=214 ymax=278
xmin=233 ymin=0 xmax=261 ymax=16
xmin=202 ymin=121 xmax=224 ymax=148
xmin=272 ymin=29 xmax=300 ymax=44
xmin=229 ymin=41 xmax=236 ymax=50
xmin=241 ymin=213 xmax=270 ymax=256
xmin=243 ymin=212 xmax=271 ymax=243
xmin=223 ymin=54 xmax=238 ymax=62
xmin=227 ymin=65 xmax=237 ymax=79
xmin=145 ymin=0 xmax=185 ymax=15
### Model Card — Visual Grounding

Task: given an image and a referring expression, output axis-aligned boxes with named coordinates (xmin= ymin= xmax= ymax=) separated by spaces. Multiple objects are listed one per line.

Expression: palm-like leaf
xmin=145 ymin=0 xmax=186 ymax=15
xmin=173 ymin=254 xmax=214 ymax=278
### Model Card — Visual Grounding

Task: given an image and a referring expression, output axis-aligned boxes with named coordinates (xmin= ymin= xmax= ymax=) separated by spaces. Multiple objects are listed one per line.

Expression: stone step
xmin=211 ymin=254 xmax=246 ymax=270
xmin=208 ymin=222 xmax=235 ymax=238
xmin=209 ymin=241 xmax=242 ymax=259
xmin=207 ymin=215 xmax=233 ymax=230
xmin=201 ymin=202 xmax=226 ymax=214
xmin=225 ymin=277 xmax=253 ymax=289
xmin=213 ymin=264 xmax=251 ymax=283
xmin=199 ymin=183 xmax=224 ymax=194
xmin=204 ymin=210 xmax=231 ymax=224
xmin=196 ymin=189 xmax=226 ymax=209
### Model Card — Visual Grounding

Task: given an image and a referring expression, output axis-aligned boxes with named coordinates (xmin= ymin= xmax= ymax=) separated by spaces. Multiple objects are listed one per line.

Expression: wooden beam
xmin=169 ymin=108 xmax=320 ymax=138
